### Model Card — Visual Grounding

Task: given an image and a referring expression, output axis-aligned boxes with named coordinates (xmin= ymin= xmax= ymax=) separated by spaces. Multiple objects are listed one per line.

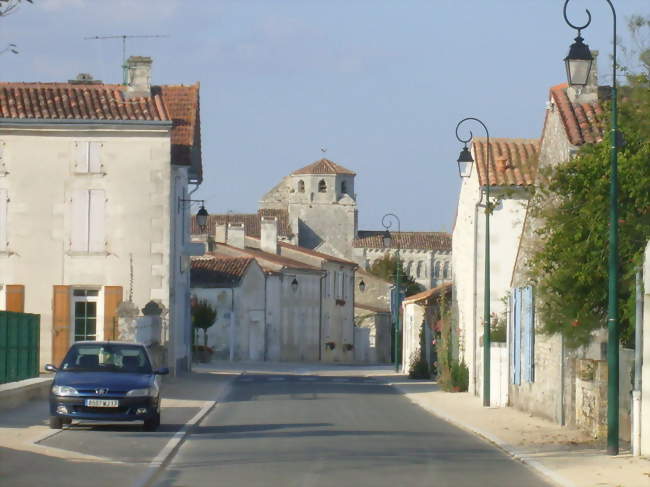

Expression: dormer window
xmin=318 ymin=179 xmax=327 ymax=193
xmin=298 ymin=180 xmax=305 ymax=193
xmin=341 ymin=181 xmax=347 ymax=194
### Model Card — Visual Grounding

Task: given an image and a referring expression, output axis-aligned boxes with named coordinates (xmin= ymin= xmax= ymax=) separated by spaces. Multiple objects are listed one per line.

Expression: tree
xmin=191 ymin=299 xmax=217 ymax=348
xmin=527 ymin=28 xmax=650 ymax=348
xmin=367 ymin=254 xmax=424 ymax=297
xmin=0 ymin=0 xmax=32 ymax=17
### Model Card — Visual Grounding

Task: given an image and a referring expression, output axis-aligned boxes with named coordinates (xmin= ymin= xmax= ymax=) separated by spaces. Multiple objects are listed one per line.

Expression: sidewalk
xmin=376 ymin=373 xmax=650 ymax=487
xmin=0 ymin=368 xmax=235 ymax=464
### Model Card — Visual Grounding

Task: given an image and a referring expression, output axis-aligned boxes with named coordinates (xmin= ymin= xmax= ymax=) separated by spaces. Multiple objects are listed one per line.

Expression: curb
xmin=131 ymin=375 xmax=236 ymax=487
xmin=384 ymin=380 xmax=576 ymax=487
xmin=0 ymin=377 xmax=53 ymax=411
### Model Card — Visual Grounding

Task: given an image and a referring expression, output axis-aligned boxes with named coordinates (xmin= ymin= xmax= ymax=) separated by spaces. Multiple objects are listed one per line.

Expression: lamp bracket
xmin=563 ymin=0 xmax=592 ymax=34
xmin=178 ymin=197 xmax=205 ymax=212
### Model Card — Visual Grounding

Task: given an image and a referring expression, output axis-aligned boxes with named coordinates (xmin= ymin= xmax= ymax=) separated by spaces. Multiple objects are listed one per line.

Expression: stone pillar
xmin=640 ymin=241 xmax=650 ymax=455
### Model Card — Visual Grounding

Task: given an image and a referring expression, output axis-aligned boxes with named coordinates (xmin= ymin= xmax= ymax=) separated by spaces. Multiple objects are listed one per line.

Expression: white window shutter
xmin=88 ymin=142 xmax=101 ymax=173
xmin=89 ymin=189 xmax=105 ymax=252
xmin=74 ymin=141 xmax=89 ymax=173
xmin=71 ymin=189 xmax=89 ymax=251
xmin=0 ymin=189 xmax=7 ymax=251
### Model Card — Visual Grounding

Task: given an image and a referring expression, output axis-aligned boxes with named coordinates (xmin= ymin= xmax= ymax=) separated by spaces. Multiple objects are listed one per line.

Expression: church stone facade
xmin=257 ymin=158 xmax=451 ymax=289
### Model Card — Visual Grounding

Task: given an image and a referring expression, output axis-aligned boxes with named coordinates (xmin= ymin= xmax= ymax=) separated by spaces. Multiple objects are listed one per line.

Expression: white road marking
xmin=131 ymin=379 xmax=234 ymax=487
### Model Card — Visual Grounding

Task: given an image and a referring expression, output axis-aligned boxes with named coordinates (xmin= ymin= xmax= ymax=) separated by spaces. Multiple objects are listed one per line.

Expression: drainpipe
xmin=471 ymin=189 xmax=486 ymax=395
xmin=229 ymin=287 xmax=235 ymax=361
xmin=263 ymin=273 xmax=268 ymax=362
xmin=632 ymin=268 xmax=643 ymax=456
xmin=319 ymin=272 xmax=327 ymax=361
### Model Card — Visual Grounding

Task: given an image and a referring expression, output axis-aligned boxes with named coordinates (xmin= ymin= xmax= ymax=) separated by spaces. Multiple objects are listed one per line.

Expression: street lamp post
xmin=563 ymin=0 xmax=619 ymax=456
xmin=455 ymin=117 xmax=491 ymax=407
xmin=382 ymin=213 xmax=401 ymax=373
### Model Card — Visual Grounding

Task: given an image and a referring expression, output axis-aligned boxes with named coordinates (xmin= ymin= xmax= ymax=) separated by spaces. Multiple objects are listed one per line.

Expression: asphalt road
xmin=152 ymin=373 xmax=554 ymax=487
xmin=0 ymin=371 xmax=233 ymax=487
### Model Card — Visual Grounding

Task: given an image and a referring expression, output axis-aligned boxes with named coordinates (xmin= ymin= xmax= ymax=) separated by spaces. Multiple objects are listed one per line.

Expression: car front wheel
xmin=49 ymin=416 xmax=63 ymax=429
xmin=143 ymin=412 xmax=160 ymax=432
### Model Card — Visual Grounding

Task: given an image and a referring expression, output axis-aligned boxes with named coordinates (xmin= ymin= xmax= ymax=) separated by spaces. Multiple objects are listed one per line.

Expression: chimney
xmin=567 ymin=50 xmax=599 ymax=104
xmin=125 ymin=56 xmax=152 ymax=98
xmin=214 ymin=223 xmax=227 ymax=244
xmin=227 ymin=223 xmax=245 ymax=249
xmin=261 ymin=216 xmax=278 ymax=254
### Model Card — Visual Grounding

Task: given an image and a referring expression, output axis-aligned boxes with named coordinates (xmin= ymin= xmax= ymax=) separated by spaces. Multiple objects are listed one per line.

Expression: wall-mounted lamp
xmin=178 ymin=198 xmax=209 ymax=232
xmin=291 ymin=278 xmax=299 ymax=292
xmin=359 ymin=280 xmax=366 ymax=292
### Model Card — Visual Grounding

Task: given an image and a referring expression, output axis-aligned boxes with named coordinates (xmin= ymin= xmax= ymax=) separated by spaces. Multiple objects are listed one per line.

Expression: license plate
xmin=85 ymin=399 xmax=119 ymax=408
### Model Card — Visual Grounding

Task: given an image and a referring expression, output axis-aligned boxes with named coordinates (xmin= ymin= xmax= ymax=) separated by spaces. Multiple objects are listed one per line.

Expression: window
xmin=71 ymin=189 xmax=105 ymax=253
xmin=434 ymin=262 xmax=441 ymax=278
xmin=74 ymin=141 xmax=103 ymax=173
xmin=405 ymin=261 xmax=412 ymax=276
xmin=341 ymin=181 xmax=347 ymax=194
xmin=443 ymin=262 xmax=450 ymax=279
xmin=297 ymin=180 xmax=305 ymax=193
xmin=510 ymin=286 xmax=535 ymax=384
xmin=73 ymin=289 xmax=99 ymax=342
xmin=0 ymin=188 xmax=7 ymax=252
xmin=318 ymin=179 xmax=327 ymax=193
xmin=416 ymin=261 xmax=422 ymax=278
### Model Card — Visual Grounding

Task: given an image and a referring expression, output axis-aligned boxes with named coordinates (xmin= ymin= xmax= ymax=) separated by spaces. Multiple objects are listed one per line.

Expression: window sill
xmin=66 ymin=251 xmax=109 ymax=257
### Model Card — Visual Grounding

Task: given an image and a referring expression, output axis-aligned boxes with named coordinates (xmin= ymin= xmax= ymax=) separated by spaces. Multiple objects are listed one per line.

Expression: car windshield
xmin=60 ymin=344 xmax=153 ymax=374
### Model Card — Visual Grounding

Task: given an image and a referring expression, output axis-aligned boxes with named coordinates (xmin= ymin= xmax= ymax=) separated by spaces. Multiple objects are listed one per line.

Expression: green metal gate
xmin=0 ymin=311 xmax=40 ymax=384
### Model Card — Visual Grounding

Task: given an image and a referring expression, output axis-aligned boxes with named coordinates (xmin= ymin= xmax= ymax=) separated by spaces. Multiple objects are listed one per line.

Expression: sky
xmin=1 ymin=0 xmax=648 ymax=231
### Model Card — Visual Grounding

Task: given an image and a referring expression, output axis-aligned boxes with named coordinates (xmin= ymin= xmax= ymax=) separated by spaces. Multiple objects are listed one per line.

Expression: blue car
xmin=45 ymin=341 xmax=168 ymax=431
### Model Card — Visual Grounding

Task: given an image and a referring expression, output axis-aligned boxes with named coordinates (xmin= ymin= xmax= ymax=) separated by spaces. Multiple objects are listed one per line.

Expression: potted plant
xmin=191 ymin=298 xmax=217 ymax=363
xmin=343 ymin=343 xmax=354 ymax=352
xmin=325 ymin=341 xmax=336 ymax=350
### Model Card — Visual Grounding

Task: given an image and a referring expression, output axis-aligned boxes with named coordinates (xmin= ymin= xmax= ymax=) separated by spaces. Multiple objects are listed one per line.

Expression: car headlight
xmin=126 ymin=386 xmax=158 ymax=397
xmin=52 ymin=385 xmax=79 ymax=397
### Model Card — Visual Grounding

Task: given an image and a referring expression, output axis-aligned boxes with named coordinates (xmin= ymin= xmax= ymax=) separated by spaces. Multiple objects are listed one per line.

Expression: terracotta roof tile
xmin=277 ymin=241 xmax=357 ymax=266
xmin=402 ymin=282 xmax=452 ymax=305
xmin=0 ymin=81 xmax=201 ymax=172
xmin=0 ymin=82 xmax=168 ymax=121
xmin=292 ymin=158 xmax=356 ymax=176
xmin=211 ymin=244 xmax=321 ymax=273
xmin=190 ymin=256 xmax=253 ymax=287
xmin=155 ymin=84 xmax=200 ymax=168
xmin=353 ymin=231 xmax=451 ymax=251
xmin=355 ymin=303 xmax=390 ymax=314
xmin=550 ymin=83 xmax=605 ymax=146
xmin=472 ymin=137 xmax=540 ymax=187
xmin=191 ymin=209 xmax=292 ymax=238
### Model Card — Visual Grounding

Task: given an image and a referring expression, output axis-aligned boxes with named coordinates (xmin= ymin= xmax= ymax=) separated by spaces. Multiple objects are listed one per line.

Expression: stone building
xmin=0 ymin=57 xmax=204 ymax=374
xmin=452 ymin=137 xmax=540 ymax=399
xmin=254 ymin=158 xmax=452 ymax=288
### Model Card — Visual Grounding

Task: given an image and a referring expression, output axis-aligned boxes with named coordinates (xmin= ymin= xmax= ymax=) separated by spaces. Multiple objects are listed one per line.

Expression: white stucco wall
xmin=641 ymin=241 xmax=650 ymax=455
xmin=191 ymin=262 xmax=265 ymax=361
xmin=0 ymin=123 xmax=192 ymax=370
xmin=453 ymin=162 xmax=530 ymax=397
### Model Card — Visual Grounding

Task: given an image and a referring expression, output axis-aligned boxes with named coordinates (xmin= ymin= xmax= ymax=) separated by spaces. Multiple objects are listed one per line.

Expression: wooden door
xmin=6 ymin=284 xmax=24 ymax=312
xmin=52 ymin=286 xmax=70 ymax=366
xmin=103 ymin=286 xmax=123 ymax=341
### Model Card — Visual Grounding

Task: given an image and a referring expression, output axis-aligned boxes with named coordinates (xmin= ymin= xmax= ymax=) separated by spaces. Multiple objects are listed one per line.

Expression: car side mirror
xmin=154 ymin=367 xmax=169 ymax=375
xmin=44 ymin=364 xmax=57 ymax=373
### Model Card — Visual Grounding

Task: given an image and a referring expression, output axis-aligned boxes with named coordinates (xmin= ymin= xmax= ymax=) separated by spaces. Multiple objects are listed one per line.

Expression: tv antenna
xmin=84 ymin=34 xmax=169 ymax=84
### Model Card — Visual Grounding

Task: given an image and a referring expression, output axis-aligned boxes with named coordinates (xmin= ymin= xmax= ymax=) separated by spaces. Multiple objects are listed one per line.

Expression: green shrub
xmin=408 ymin=352 xmax=430 ymax=379
xmin=450 ymin=360 xmax=469 ymax=391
